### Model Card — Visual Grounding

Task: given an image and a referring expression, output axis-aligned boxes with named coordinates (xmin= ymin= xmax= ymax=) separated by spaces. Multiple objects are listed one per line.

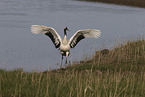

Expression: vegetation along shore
xmin=0 ymin=38 xmax=145 ymax=97
xmin=78 ymin=0 xmax=145 ymax=8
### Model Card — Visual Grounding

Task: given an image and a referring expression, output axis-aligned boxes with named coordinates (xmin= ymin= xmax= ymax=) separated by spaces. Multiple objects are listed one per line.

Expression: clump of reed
xmin=67 ymin=39 xmax=145 ymax=72
xmin=95 ymin=39 xmax=145 ymax=65
xmin=0 ymin=68 xmax=145 ymax=97
xmin=0 ymin=39 xmax=145 ymax=97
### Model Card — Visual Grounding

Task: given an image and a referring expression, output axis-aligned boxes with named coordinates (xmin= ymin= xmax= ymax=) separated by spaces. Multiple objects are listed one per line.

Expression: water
xmin=0 ymin=0 xmax=145 ymax=71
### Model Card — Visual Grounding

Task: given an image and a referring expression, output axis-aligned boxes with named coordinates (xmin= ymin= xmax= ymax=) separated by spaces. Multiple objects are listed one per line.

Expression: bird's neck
xmin=63 ymin=29 xmax=67 ymax=44
xmin=64 ymin=29 xmax=67 ymax=36
xmin=64 ymin=29 xmax=67 ymax=40
xmin=64 ymin=35 xmax=67 ymax=43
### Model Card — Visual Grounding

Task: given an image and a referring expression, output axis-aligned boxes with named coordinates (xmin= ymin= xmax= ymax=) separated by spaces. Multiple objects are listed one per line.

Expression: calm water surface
xmin=0 ymin=0 xmax=145 ymax=71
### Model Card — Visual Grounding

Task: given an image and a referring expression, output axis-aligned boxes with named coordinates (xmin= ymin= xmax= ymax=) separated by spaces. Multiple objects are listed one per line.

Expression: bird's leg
xmin=65 ymin=52 xmax=69 ymax=66
xmin=60 ymin=55 xmax=63 ymax=68
xmin=65 ymin=57 xmax=67 ymax=65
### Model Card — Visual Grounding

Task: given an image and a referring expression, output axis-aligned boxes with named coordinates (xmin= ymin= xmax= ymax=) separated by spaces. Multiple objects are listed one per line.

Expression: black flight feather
xmin=45 ymin=30 xmax=60 ymax=48
xmin=70 ymin=33 xmax=85 ymax=48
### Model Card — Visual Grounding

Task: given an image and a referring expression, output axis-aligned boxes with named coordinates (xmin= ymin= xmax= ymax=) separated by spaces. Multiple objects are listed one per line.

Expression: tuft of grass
xmin=0 ymin=39 xmax=145 ymax=97
xmin=67 ymin=39 xmax=145 ymax=72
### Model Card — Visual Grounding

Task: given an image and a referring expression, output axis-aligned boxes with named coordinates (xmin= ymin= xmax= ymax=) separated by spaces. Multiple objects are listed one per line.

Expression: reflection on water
xmin=0 ymin=0 xmax=145 ymax=71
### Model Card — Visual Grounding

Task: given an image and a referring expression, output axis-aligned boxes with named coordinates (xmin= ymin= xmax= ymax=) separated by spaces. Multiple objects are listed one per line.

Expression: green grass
xmin=0 ymin=39 xmax=145 ymax=97
xmin=78 ymin=0 xmax=145 ymax=8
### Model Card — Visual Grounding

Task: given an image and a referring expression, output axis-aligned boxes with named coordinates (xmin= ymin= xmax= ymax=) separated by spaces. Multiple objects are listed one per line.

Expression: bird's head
xmin=64 ymin=27 xmax=70 ymax=36
xmin=64 ymin=27 xmax=70 ymax=32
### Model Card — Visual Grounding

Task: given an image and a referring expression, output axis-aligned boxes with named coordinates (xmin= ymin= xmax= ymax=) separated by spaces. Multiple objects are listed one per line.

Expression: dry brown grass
xmin=0 ymin=39 xmax=145 ymax=97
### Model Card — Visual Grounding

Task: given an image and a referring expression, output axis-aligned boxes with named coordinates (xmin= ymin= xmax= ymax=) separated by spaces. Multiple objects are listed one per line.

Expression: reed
xmin=0 ymin=39 xmax=145 ymax=97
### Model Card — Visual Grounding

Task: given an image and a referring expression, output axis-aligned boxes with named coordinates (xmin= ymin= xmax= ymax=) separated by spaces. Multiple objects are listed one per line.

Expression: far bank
xmin=78 ymin=0 xmax=145 ymax=8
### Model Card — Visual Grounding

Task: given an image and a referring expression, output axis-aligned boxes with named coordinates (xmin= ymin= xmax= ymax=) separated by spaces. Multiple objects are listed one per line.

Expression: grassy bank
xmin=78 ymin=0 xmax=145 ymax=8
xmin=0 ymin=39 xmax=145 ymax=97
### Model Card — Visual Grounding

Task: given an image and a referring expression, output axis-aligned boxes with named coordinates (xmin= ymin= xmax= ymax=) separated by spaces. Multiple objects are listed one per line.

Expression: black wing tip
xmin=70 ymin=34 xmax=85 ymax=48
xmin=55 ymin=44 xmax=60 ymax=48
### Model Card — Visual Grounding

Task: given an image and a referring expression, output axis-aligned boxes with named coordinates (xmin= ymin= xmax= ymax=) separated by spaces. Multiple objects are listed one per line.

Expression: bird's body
xmin=31 ymin=25 xmax=101 ymax=67
xmin=60 ymin=35 xmax=70 ymax=52
xmin=59 ymin=33 xmax=70 ymax=64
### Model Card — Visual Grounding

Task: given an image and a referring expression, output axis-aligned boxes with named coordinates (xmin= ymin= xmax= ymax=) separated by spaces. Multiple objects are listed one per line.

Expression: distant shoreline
xmin=78 ymin=0 xmax=145 ymax=8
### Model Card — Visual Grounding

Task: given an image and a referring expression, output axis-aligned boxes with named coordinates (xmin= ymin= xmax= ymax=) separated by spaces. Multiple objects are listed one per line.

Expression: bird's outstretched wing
xmin=69 ymin=29 xmax=101 ymax=48
xmin=31 ymin=25 xmax=62 ymax=48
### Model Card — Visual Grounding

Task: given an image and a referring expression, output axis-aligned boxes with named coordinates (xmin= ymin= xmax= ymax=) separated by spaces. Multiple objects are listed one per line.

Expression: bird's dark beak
xmin=66 ymin=27 xmax=70 ymax=32
xmin=67 ymin=29 xmax=70 ymax=32
xmin=64 ymin=27 xmax=70 ymax=32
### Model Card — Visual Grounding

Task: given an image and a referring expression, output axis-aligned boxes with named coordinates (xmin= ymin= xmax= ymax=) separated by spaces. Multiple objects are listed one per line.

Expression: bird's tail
xmin=31 ymin=25 xmax=48 ymax=34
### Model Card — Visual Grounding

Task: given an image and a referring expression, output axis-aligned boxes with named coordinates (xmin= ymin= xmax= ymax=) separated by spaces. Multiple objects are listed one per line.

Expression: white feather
xmin=82 ymin=29 xmax=101 ymax=38
xmin=31 ymin=25 xmax=48 ymax=34
xmin=69 ymin=29 xmax=101 ymax=44
xmin=68 ymin=29 xmax=101 ymax=48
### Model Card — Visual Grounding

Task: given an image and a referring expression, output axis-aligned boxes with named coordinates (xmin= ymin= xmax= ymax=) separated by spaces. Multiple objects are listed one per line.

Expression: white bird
xmin=31 ymin=25 xmax=101 ymax=67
